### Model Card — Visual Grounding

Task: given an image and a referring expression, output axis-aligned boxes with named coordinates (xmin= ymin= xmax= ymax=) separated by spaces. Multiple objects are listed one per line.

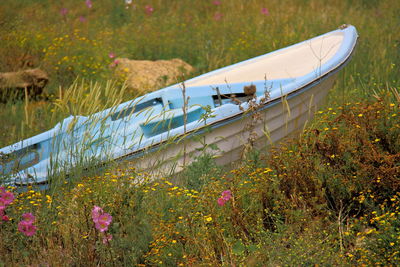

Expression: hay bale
xmin=115 ymin=58 xmax=194 ymax=93
xmin=0 ymin=68 xmax=48 ymax=102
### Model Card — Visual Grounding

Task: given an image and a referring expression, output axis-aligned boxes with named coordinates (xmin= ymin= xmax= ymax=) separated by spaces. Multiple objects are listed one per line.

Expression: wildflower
xmin=2 ymin=215 xmax=9 ymax=222
xmin=221 ymin=190 xmax=232 ymax=201
xmin=95 ymin=220 xmax=110 ymax=232
xmin=92 ymin=206 xmax=112 ymax=232
xmin=22 ymin=213 xmax=35 ymax=223
xmin=214 ymin=12 xmax=223 ymax=21
xmin=217 ymin=197 xmax=226 ymax=206
xmin=85 ymin=0 xmax=92 ymax=9
xmin=213 ymin=0 xmax=221 ymax=5
xmin=60 ymin=8 xmax=68 ymax=16
xmin=92 ymin=205 xmax=104 ymax=222
xmin=108 ymin=52 xmax=116 ymax=59
xmin=145 ymin=5 xmax=154 ymax=15
xmin=97 ymin=213 xmax=112 ymax=226
xmin=18 ymin=220 xmax=37 ymax=236
xmin=110 ymin=59 xmax=120 ymax=68
xmin=263 ymin=168 xmax=273 ymax=173
xmin=0 ymin=187 xmax=5 ymax=193
xmin=125 ymin=0 xmax=132 ymax=4
xmin=217 ymin=190 xmax=232 ymax=206
xmin=103 ymin=234 xmax=113 ymax=244
xmin=79 ymin=16 xmax=87 ymax=23
xmin=261 ymin=8 xmax=270 ymax=16
xmin=0 ymin=191 xmax=14 ymax=205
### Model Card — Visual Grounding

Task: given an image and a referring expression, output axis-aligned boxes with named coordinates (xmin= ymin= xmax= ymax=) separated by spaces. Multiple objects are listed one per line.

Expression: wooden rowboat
xmin=0 ymin=25 xmax=358 ymax=186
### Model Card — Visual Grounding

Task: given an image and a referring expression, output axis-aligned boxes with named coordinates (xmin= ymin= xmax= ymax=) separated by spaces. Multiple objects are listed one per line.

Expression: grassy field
xmin=0 ymin=0 xmax=399 ymax=266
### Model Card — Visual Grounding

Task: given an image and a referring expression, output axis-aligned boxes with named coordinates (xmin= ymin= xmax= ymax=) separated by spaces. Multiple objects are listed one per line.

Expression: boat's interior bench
xmin=140 ymin=105 xmax=203 ymax=137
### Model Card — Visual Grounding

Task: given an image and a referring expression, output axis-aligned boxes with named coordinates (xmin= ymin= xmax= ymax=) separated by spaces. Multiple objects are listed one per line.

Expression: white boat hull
xmin=123 ymin=73 xmax=336 ymax=176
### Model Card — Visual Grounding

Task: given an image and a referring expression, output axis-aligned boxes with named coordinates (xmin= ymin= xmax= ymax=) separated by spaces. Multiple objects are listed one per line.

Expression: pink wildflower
xmin=97 ymin=213 xmax=112 ymax=225
xmin=79 ymin=16 xmax=87 ymax=23
xmin=218 ymin=190 xmax=232 ymax=206
xmin=213 ymin=0 xmax=221 ymax=5
xmin=92 ymin=206 xmax=112 ymax=232
xmin=0 ymin=207 xmax=4 ymax=217
xmin=145 ymin=5 xmax=154 ymax=15
xmin=60 ymin=8 xmax=68 ymax=16
xmin=110 ymin=59 xmax=120 ymax=68
xmin=1 ymin=191 xmax=14 ymax=205
xmin=95 ymin=221 xmax=110 ymax=232
xmin=91 ymin=205 xmax=103 ymax=223
xmin=217 ymin=197 xmax=226 ymax=206
xmin=0 ymin=187 xmax=5 ymax=193
xmin=102 ymin=234 xmax=113 ymax=244
xmin=85 ymin=0 xmax=93 ymax=9
xmin=261 ymin=7 xmax=269 ymax=16
xmin=2 ymin=215 xmax=9 ymax=222
xmin=214 ymin=12 xmax=223 ymax=21
xmin=22 ymin=213 xmax=35 ymax=223
xmin=18 ymin=221 xmax=37 ymax=236
xmin=221 ymin=190 xmax=232 ymax=201
xmin=108 ymin=52 xmax=116 ymax=59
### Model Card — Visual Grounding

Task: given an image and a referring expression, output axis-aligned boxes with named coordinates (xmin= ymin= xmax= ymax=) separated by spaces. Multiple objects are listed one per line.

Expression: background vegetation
xmin=0 ymin=0 xmax=398 ymax=147
xmin=0 ymin=0 xmax=399 ymax=266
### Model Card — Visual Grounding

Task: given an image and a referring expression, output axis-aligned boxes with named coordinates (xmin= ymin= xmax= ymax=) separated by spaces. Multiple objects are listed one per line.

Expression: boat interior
xmin=106 ymin=78 xmax=293 ymax=139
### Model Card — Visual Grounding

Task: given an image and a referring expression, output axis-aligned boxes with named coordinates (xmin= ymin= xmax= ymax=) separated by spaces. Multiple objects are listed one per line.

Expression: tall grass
xmin=0 ymin=93 xmax=398 ymax=265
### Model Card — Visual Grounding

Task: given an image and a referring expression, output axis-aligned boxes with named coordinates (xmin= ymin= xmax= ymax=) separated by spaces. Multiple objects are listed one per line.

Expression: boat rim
xmin=115 ymin=26 xmax=359 ymax=163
